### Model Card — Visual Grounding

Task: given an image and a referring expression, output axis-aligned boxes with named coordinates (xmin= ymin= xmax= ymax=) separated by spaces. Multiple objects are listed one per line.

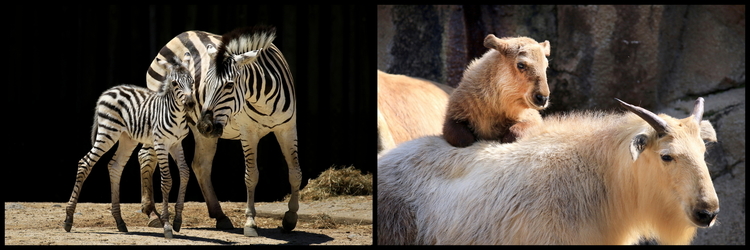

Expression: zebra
xmin=63 ymin=53 xmax=195 ymax=239
xmin=139 ymin=25 xmax=299 ymax=237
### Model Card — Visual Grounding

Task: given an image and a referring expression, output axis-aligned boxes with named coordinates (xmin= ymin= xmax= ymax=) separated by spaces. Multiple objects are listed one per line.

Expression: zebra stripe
xmin=139 ymin=25 xmax=301 ymax=237
xmin=64 ymin=55 xmax=195 ymax=239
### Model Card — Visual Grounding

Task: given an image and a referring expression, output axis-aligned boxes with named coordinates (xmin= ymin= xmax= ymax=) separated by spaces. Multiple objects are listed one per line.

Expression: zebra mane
xmin=215 ymin=25 xmax=277 ymax=75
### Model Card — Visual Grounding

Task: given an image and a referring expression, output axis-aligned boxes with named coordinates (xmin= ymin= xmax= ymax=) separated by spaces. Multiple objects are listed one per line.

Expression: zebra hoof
xmin=244 ymin=226 xmax=259 ymax=237
xmin=63 ymin=222 xmax=73 ymax=232
xmin=164 ymin=225 xmax=174 ymax=239
xmin=173 ymin=219 xmax=182 ymax=232
xmin=282 ymin=211 xmax=298 ymax=232
xmin=148 ymin=218 xmax=163 ymax=228
xmin=116 ymin=222 xmax=128 ymax=232
xmin=216 ymin=216 xmax=234 ymax=229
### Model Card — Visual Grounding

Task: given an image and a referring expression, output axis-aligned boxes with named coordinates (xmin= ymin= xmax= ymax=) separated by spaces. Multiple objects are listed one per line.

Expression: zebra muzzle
xmin=184 ymin=98 xmax=196 ymax=112
xmin=197 ymin=110 xmax=223 ymax=137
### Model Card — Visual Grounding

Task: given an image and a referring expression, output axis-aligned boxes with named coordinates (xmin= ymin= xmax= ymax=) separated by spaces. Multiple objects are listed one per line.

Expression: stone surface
xmin=377 ymin=5 xmax=745 ymax=245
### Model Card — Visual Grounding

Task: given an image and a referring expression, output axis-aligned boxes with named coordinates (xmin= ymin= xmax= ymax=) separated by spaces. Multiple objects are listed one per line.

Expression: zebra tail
xmin=90 ymin=110 xmax=98 ymax=146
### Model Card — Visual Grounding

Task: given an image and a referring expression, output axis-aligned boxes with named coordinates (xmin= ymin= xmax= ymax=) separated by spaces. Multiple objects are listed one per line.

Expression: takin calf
xmin=378 ymin=97 xmax=719 ymax=245
xmin=443 ymin=35 xmax=551 ymax=147
xmin=377 ymin=70 xmax=454 ymax=153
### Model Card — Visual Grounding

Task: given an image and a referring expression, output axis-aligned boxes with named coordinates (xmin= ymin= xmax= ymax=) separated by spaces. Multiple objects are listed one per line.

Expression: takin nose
xmin=533 ymin=94 xmax=549 ymax=108
xmin=693 ymin=208 xmax=719 ymax=227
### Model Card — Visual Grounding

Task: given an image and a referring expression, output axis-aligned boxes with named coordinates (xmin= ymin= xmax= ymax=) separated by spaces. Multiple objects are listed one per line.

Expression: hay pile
xmin=297 ymin=165 xmax=373 ymax=201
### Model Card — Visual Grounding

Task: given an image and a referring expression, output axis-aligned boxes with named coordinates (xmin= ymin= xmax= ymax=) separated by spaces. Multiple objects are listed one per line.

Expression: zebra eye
xmin=661 ymin=154 xmax=673 ymax=162
xmin=224 ymin=82 xmax=234 ymax=89
xmin=171 ymin=81 xmax=178 ymax=87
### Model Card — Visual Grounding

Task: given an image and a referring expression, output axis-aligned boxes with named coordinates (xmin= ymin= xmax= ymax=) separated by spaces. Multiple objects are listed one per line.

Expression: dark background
xmin=7 ymin=5 xmax=374 ymax=203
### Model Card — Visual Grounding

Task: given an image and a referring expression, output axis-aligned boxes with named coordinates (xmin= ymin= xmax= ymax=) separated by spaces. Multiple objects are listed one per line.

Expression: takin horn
xmin=615 ymin=98 xmax=668 ymax=138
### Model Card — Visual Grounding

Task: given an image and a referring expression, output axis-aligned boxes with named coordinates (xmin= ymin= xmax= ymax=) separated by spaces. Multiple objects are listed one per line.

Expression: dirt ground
xmin=4 ymin=196 xmax=372 ymax=245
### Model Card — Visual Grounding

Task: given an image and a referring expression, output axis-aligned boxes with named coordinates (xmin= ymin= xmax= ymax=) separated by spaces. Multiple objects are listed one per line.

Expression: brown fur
xmin=443 ymin=35 xmax=551 ymax=147
xmin=377 ymin=70 xmax=454 ymax=153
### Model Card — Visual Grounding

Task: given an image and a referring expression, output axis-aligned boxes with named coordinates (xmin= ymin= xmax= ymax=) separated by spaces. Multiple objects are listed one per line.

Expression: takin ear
xmin=539 ymin=40 xmax=551 ymax=57
xmin=700 ymin=120 xmax=718 ymax=143
xmin=483 ymin=34 xmax=516 ymax=56
xmin=629 ymin=133 xmax=648 ymax=161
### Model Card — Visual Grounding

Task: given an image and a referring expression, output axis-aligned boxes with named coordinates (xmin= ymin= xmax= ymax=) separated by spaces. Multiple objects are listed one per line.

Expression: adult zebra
xmin=64 ymin=54 xmax=195 ymax=239
xmin=139 ymin=25 xmax=300 ymax=237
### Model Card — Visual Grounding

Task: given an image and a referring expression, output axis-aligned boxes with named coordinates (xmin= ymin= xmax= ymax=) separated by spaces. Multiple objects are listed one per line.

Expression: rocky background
xmin=377 ymin=5 xmax=744 ymax=245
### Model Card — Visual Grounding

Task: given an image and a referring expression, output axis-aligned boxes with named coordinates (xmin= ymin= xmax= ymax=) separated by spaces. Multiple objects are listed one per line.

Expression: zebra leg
xmin=190 ymin=127 xmax=234 ymax=229
xmin=154 ymin=143 xmax=174 ymax=239
xmin=107 ymin=135 xmax=139 ymax=233
xmin=240 ymin=132 xmax=261 ymax=237
xmin=168 ymin=143 xmax=190 ymax=232
xmin=138 ymin=145 xmax=163 ymax=228
xmin=64 ymin=133 xmax=119 ymax=232
xmin=275 ymin=126 xmax=301 ymax=232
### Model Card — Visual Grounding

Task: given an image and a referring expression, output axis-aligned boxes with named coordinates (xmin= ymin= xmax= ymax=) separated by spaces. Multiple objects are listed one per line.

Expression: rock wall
xmin=377 ymin=5 xmax=744 ymax=245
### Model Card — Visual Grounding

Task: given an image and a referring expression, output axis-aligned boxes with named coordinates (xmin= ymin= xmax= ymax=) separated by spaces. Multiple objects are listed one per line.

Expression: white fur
xmin=378 ymin=106 xmax=719 ymax=245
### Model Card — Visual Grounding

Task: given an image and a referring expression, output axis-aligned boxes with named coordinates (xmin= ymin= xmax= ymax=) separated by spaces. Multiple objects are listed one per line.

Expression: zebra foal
xmin=63 ymin=53 xmax=195 ymax=239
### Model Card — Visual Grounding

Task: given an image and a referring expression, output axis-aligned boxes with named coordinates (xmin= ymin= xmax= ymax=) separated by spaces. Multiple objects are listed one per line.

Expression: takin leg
xmin=168 ymin=143 xmax=190 ymax=232
xmin=502 ymin=110 xmax=543 ymax=143
xmin=377 ymin=189 xmax=418 ymax=245
xmin=502 ymin=123 xmax=524 ymax=143
xmin=239 ymin=132 xmax=262 ymax=236
xmin=154 ymin=143 xmax=174 ymax=239
xmin=64 ymin=131 xmax=120 ymax=232
xmin=274 ymin=126 xmax=301 ymax=233
xmin=190 ymin=126 xmax=234 ymax=229
xmin=107 ymin=134 xmax=139 ymax=233
xmin=137 ymin=145 xmax=163 ymax=227
xmin=442 ymin=118 xmax=476 ymax=147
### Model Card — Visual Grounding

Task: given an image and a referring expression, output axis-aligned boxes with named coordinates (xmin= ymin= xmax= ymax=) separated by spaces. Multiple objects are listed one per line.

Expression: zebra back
xmin=147 ymin=26 xmax=296 ymax=136
xmin=146 ymin=30 xmax=221 ymax=101
xmin=90 ymin=56 xmax=194 ymax=146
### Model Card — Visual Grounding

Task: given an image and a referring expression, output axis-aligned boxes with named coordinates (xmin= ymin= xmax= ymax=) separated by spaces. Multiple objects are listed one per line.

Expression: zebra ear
xmin=206 ymin=44 xmax=217 ymax=56
xmin=157 ymin=57 xmax=170 ymax=69
xmin=234 ymin=49 xmax=261 ymax=66
xmin=181 ymin=52 xmax=192 ymax=69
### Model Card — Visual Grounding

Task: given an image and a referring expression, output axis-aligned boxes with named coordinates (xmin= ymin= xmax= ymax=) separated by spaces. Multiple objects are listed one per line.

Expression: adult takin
xmin=377 ymin=70 xmax=454 ymax=153
xmin=378 ymin=98 xmax=719 ymax=245
xmin=443 ymin=34 xmax=551 ymax=147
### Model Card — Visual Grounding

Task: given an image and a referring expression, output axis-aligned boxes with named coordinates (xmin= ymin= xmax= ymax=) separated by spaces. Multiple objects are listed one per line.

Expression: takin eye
xmin=661 ymin=154 xmax=674 ymax=162
xmin=517 ymin=62 xmax=526 ymax=70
